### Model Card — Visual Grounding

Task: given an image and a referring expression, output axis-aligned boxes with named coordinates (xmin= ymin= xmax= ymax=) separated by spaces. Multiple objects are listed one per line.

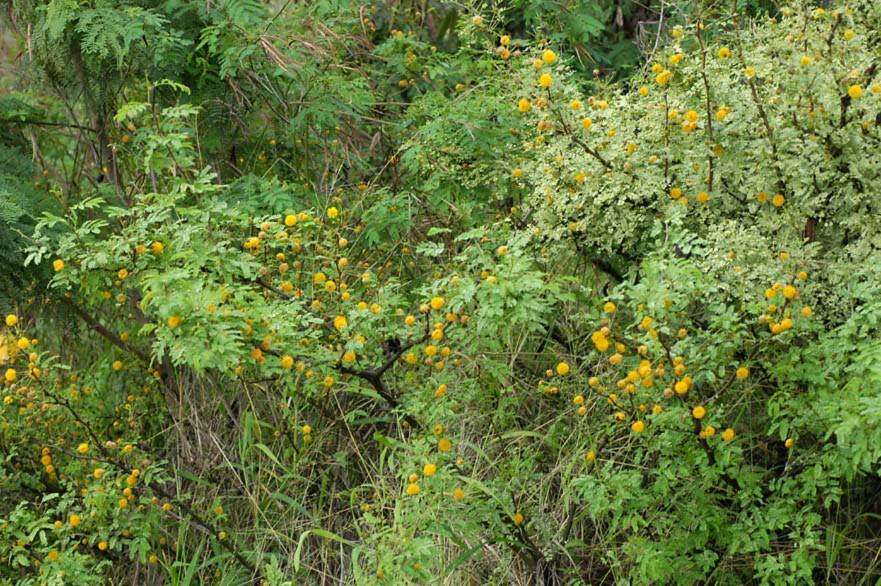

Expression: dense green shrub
xmin=2 ymin=0 xmax=881 ymax=584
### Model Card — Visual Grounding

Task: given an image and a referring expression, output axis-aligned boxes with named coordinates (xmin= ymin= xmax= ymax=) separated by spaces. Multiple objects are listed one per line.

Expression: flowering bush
xmin=2 ymin=0 xmax=881 ymax=584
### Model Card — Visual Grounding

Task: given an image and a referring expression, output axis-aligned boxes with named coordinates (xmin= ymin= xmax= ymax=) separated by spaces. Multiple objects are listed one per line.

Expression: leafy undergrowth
xmin=2 ymin=0 xmax=881 ymax=584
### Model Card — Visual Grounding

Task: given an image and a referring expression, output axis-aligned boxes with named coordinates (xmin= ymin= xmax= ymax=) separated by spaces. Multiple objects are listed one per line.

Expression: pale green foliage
xmin=482 ymin=1 xmax=881 ymax=581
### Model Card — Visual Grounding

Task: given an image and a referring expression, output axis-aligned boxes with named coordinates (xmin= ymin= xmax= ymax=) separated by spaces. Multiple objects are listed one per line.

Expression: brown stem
xmin=63 ymin=299 xmax=151 ymax=364
xmin=695 ymin=18 xmax=715 ymax=191
xmin=337 ymin=329 xmax=432 ymax=428
xmin=734 ymin=21 xmax=787 ymax=195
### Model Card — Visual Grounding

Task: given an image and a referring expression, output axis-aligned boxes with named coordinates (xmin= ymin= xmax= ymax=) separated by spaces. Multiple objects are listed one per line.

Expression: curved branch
xmin=63 ymin=299 xmax=151 ymax=364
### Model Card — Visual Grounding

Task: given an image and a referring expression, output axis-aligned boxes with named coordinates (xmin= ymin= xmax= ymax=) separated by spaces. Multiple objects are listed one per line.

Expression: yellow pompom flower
xmin=692 ymin=405 xmax=706 ymax=420
xmin=538 ymin=73 xmax=553 ymax=88
xmin=673 ymin=379 xmax=690 ymax=395
xmin=655 ymin=69 xmax=672 ymax=85
xmin=542 ymin=49 xmax=557 ymax=64
xmin=556 ymin=361 xmax=570 ymax=376
xmin=53 ymin=259 xmax=65 ymax=272
xmin=591 ymin=331 xmax=610 ymax=352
